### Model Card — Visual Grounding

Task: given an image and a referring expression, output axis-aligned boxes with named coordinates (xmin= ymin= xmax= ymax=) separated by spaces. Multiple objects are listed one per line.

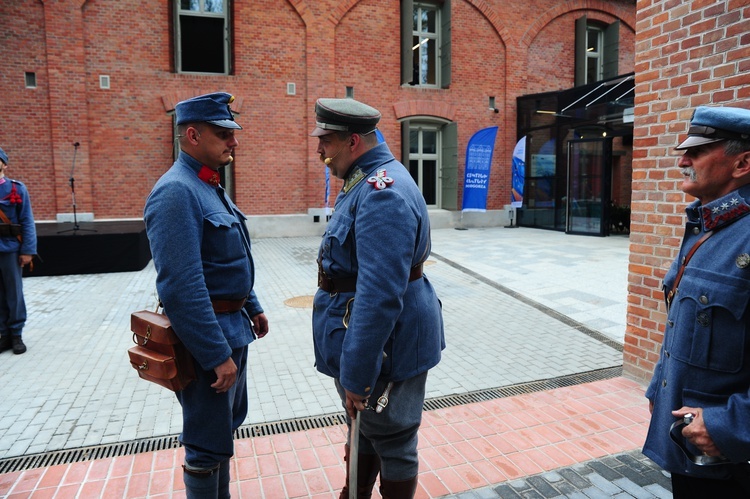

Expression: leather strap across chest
xmin=666 ymin=230 xmax=714 ymax=308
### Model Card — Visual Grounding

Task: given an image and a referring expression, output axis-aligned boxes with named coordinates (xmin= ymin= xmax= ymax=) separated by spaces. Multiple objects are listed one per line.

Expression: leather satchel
xmin=128 ymin=307 xmax=196 ymax=391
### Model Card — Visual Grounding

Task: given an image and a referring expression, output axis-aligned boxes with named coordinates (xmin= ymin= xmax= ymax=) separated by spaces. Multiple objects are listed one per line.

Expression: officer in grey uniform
xmin=0 ymin=147 xmax=36 ymax=355
xmin=311 ymin=98 xmax=445 ymax=499
xmin=145 ymin=92 xmax=269 ymax=499
xmin=644 ymin=106 xmax=750 ymax=497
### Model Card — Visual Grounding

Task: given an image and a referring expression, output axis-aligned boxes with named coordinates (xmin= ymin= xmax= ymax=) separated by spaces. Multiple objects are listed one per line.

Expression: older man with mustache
xmin=644 ymin=106 xmax=750 ymax=497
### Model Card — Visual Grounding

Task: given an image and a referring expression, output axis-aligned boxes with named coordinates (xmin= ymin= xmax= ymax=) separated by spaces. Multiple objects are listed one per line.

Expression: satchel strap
xmin=0 ymin=208 xmax=21 ymax=243
xmin=666 ymin=230 xmax=714 ymax=308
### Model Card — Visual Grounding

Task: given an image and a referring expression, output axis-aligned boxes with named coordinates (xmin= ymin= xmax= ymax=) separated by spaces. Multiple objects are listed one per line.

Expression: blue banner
xmin=511 ymin=136 xmax=526 ymax=208
xmin=461 ymin=126 xmax=498 ymax=212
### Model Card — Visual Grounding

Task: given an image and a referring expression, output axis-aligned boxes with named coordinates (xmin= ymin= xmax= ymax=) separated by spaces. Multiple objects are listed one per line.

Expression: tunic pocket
xmin=670 ymin=269 xmax=750 ymax=373
xmin=203 ymin=211 xmax=246 ymax=263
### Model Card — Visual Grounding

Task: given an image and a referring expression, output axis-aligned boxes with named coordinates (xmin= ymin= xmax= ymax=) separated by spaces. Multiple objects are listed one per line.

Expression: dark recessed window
xmin=175 ymin=0 xmax=230 ymax=74
xmin=25 ymin=72 xmax=36 ymax=88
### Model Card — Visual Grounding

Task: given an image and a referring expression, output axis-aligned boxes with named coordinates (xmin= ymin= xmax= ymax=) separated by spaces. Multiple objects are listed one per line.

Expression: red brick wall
xmin=0 ymin=0 xmax=635 ymax=221
xmin=625 ymin=0 xmax=750 ymax=382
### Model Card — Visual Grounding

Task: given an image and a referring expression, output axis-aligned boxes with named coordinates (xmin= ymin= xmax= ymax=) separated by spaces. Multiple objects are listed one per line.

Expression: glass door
xmin=566 ymin=138 xmax=611 ymax=235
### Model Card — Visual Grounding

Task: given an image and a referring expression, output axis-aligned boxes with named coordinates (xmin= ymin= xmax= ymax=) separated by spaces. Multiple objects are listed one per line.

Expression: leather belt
xmin=211 ymin=297 xmax=247 ymax=314
xmin=318 ymin=264 xmax=424 ymax=293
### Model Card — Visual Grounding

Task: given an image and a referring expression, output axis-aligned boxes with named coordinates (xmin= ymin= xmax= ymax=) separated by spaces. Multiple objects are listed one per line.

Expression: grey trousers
xmin=335 ymin=371 xmax=428 ymax=480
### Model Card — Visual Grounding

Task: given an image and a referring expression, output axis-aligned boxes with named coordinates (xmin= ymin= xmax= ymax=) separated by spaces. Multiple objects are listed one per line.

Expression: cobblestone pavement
xmin=0 ymin=226 xmax=673 ymax=498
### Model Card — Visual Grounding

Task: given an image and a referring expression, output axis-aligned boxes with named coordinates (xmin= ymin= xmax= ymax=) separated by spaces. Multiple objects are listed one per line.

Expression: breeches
xmin=335 ymin=371 xmax=428 ymax=480
xmin=176 ymin=345 xmax=249 ymax=468
xmin=0 ymin=252 xmax=25 ymax=334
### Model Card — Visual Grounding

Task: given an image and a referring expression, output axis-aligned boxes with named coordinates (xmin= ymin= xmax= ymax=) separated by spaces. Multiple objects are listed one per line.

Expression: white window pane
xmin=205 ymin=0 xmax=223 ymax=13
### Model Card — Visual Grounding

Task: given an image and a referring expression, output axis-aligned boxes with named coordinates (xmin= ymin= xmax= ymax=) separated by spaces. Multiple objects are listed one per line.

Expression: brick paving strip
xmin=0 ymin=377 xmax=658 ymax=498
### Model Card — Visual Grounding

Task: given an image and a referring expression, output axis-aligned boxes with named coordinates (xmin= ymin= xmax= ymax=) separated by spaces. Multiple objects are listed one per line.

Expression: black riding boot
xmin=339 ymin=444 xmax=381 ymax=499
xmin=183 ymin=463 xmax=220 ymax=499
xmin=379 ymin=475 xmax=418 ymax=499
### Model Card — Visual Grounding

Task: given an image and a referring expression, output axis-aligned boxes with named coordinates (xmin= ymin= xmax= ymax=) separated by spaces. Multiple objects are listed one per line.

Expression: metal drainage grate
xmin=0 ymin=366 xmax=621 ymax=474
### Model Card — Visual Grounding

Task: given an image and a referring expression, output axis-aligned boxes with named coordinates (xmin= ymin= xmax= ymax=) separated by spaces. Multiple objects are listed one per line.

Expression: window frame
xmin=585 ymin=26 xmax=604 ymax=85
xmin=174 ymin=0 xmax=231 ymax=75
xmin=401 ymin=0 xmax=451 ymax=88
xmin=412 ymin=3 xmax=441 ymax=88
xmin=409 ymin=123 xmax=442 ymax=206
xmin=401 ymin=118 xmax=458 ymax=209
xmin=574 ymin=16 xmax=619 ymax=87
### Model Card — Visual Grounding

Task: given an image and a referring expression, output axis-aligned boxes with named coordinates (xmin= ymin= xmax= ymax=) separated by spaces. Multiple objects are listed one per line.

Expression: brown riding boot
xmin=339 ymin=444 xmax=381 ymax=499
xmin=379 ymin=475 xmax=418 ymax=499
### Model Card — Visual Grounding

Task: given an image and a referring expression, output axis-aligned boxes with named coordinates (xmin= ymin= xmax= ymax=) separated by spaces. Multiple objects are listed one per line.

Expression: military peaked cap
xmin=676 ymin=106 xmax=750 ymax=150
xmin=175 ymin=92 xmax=242 ymax=130
xmin=311 ymin=98 xmax=381 ymax=137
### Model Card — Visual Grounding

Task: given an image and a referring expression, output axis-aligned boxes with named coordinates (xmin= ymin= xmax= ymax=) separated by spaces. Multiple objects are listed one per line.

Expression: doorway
xmin=566 ymin=138 xmax=611 ymax=235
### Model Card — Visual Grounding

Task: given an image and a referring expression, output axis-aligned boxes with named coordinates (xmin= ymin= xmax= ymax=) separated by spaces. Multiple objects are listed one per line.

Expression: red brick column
xmin=42 ymin=0 xmax=92 ymax=219
xmin=625 ymin=0 xmax=750 ymax=382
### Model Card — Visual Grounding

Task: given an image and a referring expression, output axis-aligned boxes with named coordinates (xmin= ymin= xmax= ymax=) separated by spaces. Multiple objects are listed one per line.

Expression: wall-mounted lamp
xmin=489 ymin=96 xmax=499 ymax=113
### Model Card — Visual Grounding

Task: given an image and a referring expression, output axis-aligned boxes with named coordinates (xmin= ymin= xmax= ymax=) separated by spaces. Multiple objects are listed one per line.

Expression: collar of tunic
xmin=687 ymin=186 xmax=750 ymax=231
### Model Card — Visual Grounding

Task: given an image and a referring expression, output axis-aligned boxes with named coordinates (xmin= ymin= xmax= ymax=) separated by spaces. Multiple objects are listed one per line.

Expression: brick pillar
xmin=625 ymin=0 xmax=750 ymax=382
xmin=42 ymin=0 xmax=93 ymax=220
xmin=304 ymin=16 xmax=338 ymax=210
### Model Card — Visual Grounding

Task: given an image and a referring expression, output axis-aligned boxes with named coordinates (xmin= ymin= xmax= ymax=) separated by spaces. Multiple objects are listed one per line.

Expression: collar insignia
xmin=198 ymin=165 xmax=220 ymax=187
xmin=2 ymin=184 xmax=21 ymax=204
xmin=367 ymin=169 xmax=394 ymax=190
xmin=701 ymin=197 xmax=750 ymax=230
xmin=343 ymin=168 xmax=366 ymax=193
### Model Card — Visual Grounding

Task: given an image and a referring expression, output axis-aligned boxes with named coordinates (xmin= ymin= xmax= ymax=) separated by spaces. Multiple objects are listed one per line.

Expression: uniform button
xmin=697 ymin=312 xmax=709 ymax=326
xmin=666 ymin=351 xmax=670 ymax=358
xmin=699 ymin=295 xmax=708 ymax=305
xmin=692 ymin=227 xmax=700 ymax=235
xmin=364 ymin=386 xmax=371 ymax=393
xmin=681 ymin=256 xmax=687 ymax=265
xmin=662 ymin=380 xmax=667 ymax=387
xmin=667 ymin=320 xmax=674 ymax=327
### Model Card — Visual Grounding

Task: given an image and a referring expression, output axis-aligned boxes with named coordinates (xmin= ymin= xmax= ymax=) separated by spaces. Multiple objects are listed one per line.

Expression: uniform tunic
xmin=644 ymin=185 xmax=750 ymax=479
xmin=144 ymin=151 xmax=263 ymax=467
xmin=0 ymin=178 xmax=36 ymax=336
xmin=312 ymin=142 xmax=445 ymax=397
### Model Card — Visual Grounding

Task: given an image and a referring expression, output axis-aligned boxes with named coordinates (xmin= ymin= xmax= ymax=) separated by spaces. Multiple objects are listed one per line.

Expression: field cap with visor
xmin=0 ymin=147 xmax=7 ymax=166
xmin=311 ymin=98 xmax=381 ymax=137
xmin=175 ymin=92 xmax=242 ymax=130
xmin=675 ymin=106 xmax=750 ymax=150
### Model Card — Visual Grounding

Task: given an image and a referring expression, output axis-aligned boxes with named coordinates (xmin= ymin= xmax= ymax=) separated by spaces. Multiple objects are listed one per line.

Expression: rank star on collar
xmin=367 ymin=169 xmax=394 ymax=190
xmin=712 ymin=197 xmax=741 ymax=213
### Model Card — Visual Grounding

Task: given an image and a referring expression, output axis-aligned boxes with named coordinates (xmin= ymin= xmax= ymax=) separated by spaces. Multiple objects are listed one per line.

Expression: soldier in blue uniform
xmin=0 ymin=147 xmax=36 ymax=355
xmin=144 ymin=92 xmax=269 ymax=498
xmin=644 ymin=106 xmax=750 ymax=497
xmin=311 ymin=98 xmax=445 ymax=499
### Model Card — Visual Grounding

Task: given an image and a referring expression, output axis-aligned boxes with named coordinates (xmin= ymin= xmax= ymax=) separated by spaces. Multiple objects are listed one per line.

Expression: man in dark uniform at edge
xmin=311 ymin=97 xmax=445 ymax=499
xmin=0 ymin=147 xmax=36 ymax=355
xmin=144 ymin=92 xmax=269 ymax=498
xmin=644 ymin=106 xmax=750 ymax=497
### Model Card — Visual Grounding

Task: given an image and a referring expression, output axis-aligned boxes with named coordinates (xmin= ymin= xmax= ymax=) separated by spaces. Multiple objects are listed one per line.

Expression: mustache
xmin=680 ymin=167 xmax=697 ymax=181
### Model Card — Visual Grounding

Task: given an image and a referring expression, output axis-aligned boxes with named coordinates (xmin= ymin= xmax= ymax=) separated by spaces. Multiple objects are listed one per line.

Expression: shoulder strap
xmin=666 ymin=230 xmax=714 ymax=307
xmin=0 ymin=209 xmax=21 ymax=243
xmin=0 ymin=209 xmax=11 ymax=225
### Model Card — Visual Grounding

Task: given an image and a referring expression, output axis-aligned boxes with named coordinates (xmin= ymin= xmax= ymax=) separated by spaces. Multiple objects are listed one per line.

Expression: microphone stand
xmin=58 ymin=142 xmax=96 ymax=234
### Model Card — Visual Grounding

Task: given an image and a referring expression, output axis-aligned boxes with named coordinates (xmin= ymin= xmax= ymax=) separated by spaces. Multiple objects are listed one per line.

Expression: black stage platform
xmin=24 ymin=220 xmax=152 ymax=277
